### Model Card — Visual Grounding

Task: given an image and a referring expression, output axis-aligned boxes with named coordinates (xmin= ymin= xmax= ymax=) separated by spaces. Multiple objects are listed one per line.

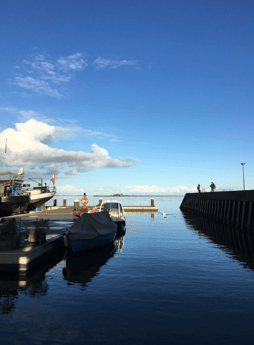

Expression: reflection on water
xmin=0 ymin=291 xmax=18 ymax=314
xmin=182 ymin=210 xmax=254 ymax=271
xmin=62 ymin=242 xmax=117 ymax=287
xmin=115 ymin=235 xmax=124 ymax=253
xmin=0 ymin=250 xmax=63 ymax=314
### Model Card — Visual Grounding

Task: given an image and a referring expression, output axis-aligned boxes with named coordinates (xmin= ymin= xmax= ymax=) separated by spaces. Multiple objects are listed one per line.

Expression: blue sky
xmin=0 ymin=0 xmax=253 ymax=194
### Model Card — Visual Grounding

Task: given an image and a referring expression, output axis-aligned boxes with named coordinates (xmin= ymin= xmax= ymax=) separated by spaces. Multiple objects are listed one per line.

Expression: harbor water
xmin=1 ymin=196 xmax=254 ymax=344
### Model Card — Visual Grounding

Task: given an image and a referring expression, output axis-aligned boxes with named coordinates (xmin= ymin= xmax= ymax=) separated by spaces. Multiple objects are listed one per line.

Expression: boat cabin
xmin=100 ymin=200 xmax=124 ymax=215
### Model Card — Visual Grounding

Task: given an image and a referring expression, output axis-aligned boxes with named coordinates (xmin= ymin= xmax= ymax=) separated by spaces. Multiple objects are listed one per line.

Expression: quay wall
xmin=180 ymin=190 xmax=254 ymax=231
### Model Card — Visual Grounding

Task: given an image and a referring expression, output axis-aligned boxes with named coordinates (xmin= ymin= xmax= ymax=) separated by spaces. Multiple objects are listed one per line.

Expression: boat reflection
xmin=182 ymin=210 xmax=254 ymax=271
xmin=115 ymin=235 xmax=125 ymax=254
xmin=62 ymin=242 xmax=117 ymax=287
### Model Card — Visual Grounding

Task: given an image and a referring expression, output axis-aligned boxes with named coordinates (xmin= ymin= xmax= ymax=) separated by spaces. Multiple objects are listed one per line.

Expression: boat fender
xmin=63 ymin=234 xmax=70 ymax=247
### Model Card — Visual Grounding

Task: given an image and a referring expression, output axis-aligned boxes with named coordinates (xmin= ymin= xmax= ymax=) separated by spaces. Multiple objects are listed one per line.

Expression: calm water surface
xmin=1 ymin=197 xmax=254 ymax=344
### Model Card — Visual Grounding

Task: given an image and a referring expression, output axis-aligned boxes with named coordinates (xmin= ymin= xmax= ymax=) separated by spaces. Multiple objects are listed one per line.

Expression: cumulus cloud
xmin=93 ymin=57 xmax=138 ymax=70
xmin=122 ymin=185 xmax=196 ymax=194
xmin=0 ymin=107 xmax=56 ymax=124
xmin=0 ymin=119 xmax=138 ymax=175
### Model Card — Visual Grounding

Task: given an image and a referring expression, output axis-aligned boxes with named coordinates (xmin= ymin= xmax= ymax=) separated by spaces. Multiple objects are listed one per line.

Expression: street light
xmin=241 ymin=162 xmax=245 ymax=190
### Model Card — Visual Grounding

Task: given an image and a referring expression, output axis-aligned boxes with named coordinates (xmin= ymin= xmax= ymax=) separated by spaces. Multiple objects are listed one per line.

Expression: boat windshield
xmin=103 ymin=203 xmax=120 ymax=211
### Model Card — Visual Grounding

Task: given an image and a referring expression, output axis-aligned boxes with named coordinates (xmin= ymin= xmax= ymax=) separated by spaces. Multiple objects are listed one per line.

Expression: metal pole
xmin=241 ymin=163 xmax=245 ymax=190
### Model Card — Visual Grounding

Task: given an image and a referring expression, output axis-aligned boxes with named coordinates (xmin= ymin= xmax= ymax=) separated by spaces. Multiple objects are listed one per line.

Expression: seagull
xmin=162 ymin=212 xmax=166 ymax=218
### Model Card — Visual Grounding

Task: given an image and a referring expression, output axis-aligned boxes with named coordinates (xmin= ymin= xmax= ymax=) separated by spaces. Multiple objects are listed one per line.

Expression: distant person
xmin=210 ymin=182 xmax=216 ymax=192
xmin=197 ymin=184 xmax=201 ymax=193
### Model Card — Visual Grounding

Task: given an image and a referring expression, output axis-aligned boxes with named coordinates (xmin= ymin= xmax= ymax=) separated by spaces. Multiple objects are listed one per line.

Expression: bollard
xmin=53 ymin=198 xmax=57 ymax=207
xmin=28 ymin=229 xmax=46 ymax=244
xmin=74 ymin=199 xmax=79 ymax=211
xmin=151 ymin=198 xmax=154 ymax=207
xmin=63 ymin=198 xmax=67 ymax=207
xmin=99 ymin=198 xmax=103 ymax=206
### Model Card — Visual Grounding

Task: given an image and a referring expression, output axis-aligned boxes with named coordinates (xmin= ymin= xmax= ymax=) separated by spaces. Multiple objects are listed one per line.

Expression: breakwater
xmin=180 ymin=190 xmax=254 ymax=231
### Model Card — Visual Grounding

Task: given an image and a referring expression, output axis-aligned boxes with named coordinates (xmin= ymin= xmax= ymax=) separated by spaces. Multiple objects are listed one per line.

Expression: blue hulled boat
xmin=63 ymin=211 xmax=117 ymax=254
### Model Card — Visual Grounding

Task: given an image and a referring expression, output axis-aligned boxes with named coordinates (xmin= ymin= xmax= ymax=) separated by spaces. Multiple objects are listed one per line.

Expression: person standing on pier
xmin=210 ymin=182 xmax=216 ymax=192
xmin=197 ymin=184 xmax=201 ymax=193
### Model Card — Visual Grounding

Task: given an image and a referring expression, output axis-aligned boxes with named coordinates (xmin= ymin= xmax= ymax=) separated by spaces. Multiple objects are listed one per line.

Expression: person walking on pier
xmin=197 ymin=184 xmax=201 ymax=193
xmin=210 ymin=182 xmax=216 ymax=192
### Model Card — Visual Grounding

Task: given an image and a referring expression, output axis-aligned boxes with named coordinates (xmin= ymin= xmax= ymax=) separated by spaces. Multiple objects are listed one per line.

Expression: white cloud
xmin=10 ymin=53 xmax=138 ymax=97
xmin=11 ymin=76 xmax=61 ymax=98
xmin=122 ymin=185 xmax=196 ymax=194
xmin=0 ymin=107 xmax=120 ymax=141
xmin=93 ymin=57 xmax=138 ymax=70
xmin=56 ymin=185 xmax=84 ymax=194
xmin=10 ymin=53 xmax=87 ymax=98
xmin=0 ymin=107 xmax=56 ymax=124
xmin=0 ymin=119 xmax=138 ymax=175
xmin=64 ymin=169 xmax=78 ymax=176
xmin=57 ymin=53 xmax=87 ymax=72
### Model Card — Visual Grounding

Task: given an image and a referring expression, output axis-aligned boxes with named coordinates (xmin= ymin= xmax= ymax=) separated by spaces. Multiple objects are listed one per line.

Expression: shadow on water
xmin=181 ymin=210 xmax=254 ymax=271
xmin=62 ymin=241 xmax=119 ymax=287
xmin=0 ymin=250 xmax=64 ymax=314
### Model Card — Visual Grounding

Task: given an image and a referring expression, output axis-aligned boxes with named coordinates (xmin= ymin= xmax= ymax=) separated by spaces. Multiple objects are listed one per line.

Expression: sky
xmin=0 ymin=0 xmax=253 ymax=195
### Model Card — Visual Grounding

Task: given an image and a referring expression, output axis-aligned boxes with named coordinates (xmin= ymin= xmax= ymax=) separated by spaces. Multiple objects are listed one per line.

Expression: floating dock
xmin=180 ymin=190 xmax=254 ymax=230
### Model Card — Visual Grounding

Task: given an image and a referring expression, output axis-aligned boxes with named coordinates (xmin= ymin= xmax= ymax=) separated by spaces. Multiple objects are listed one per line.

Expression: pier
xmin=48 ymin=197 xmax=158 ymax=213
xmin=180 ymin=190 xmax=254 ymax=231
xmin=0 ymin=198 xmax=158 ymax=273
xmin=0 ymin=235 xmax=64 ymax=274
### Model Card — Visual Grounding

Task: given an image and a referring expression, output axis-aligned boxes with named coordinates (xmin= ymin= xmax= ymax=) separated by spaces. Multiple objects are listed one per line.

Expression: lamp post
xmin=241 ymin=162 xmax=245 ymax=190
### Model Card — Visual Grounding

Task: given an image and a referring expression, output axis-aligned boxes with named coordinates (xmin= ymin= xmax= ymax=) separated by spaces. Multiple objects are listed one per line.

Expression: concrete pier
xmin=180 ymin=190 xmax=254 ymax=230
xmin=0 ymin=235 xmax=64 ymax=274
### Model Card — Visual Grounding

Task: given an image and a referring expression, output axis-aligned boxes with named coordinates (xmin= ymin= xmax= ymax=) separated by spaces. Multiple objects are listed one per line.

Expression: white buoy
xmin=162 ymin=212 xmax=166 ymax=218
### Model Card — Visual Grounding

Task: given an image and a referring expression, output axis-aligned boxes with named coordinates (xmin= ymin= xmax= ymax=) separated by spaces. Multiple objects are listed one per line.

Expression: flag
xmin=5 ymin=138 xmax=7 ymax=153
xmin=51 ymin=172 xmax=56 ymax=186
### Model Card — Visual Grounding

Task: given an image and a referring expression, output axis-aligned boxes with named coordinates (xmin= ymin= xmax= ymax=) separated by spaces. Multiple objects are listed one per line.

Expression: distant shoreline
xmin=55 ymin=194 xmax=184 ymax=197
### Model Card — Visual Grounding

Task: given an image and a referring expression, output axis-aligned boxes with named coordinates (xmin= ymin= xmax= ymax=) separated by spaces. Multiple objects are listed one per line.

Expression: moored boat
xmin=24 ymin=185 xmax=56 ymax=210
xmin=99 ymin=200 xmax=126 ymax=231
xmin=64 ymin=211 xmax=117 ymax=254
xmin=22 ymin=173 xmax=56 ymax=210
xmin=0 ymin=172 xmax=30 ymax=216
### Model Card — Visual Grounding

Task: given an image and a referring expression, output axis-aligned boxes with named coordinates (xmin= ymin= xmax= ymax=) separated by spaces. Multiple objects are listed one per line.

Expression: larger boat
xmin=21 ymin=169 xmax=56 ymax=210
xmin=0 ymin=170 xmax=56 ymax=214
xmin=0 ymin=172 xmax=30 ymax=216
xmin=23 ymin=180 xmax=56 ymax=210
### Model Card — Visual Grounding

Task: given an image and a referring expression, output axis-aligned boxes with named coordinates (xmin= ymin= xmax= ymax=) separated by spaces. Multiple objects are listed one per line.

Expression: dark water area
xmin=1 ymin=197 xmax=254 ymax=344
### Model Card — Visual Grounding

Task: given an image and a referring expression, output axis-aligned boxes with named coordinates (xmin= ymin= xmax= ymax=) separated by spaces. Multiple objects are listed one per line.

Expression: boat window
xmin=103 ymin=203 xmax=119 ymax=211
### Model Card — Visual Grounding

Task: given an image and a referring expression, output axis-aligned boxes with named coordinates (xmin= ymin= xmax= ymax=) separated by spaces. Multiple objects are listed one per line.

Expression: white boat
xmin=99 ymin=200 xmax=126 ymax=231
xmin=22 ymin=171 xmax=56 ymax=210
xmin=25 ymin=186 xmax=56 ymax=209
